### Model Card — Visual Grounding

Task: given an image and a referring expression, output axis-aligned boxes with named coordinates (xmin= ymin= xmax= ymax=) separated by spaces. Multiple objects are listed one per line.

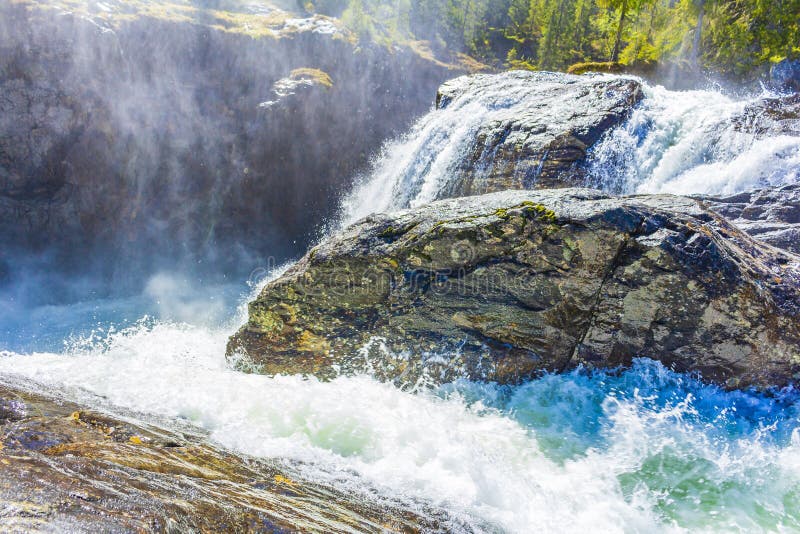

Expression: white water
xmin=587 ymin=84 xmax=800 ymax=195
xmin=2 ymin=274 xmax=800 ymax=532
xmin=341 ymin=71 xmax=594 ymax=223
xmin=3 ymin=75 xmax=800 ymax=532
xmin=341 ymin=73 xmax=800 ymax=226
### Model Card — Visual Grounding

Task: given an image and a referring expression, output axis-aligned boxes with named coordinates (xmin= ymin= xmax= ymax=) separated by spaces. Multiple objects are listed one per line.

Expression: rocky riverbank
xmin=0 ymin=379 xmax=462 ymax=532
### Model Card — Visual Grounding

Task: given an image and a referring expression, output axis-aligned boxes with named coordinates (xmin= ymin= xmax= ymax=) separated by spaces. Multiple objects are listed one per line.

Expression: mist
xmin=0 ymin=0 xmax=453 ymax=306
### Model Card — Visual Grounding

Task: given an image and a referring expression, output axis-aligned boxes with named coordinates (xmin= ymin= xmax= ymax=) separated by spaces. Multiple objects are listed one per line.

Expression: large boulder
xmin=697 ymin=184 xmax=800 ymax=254
xmin=227 ymin=188 xmax=800 ymax=390
xmin=430 ymin=72 xmax=643 ymax=199
xmin=0 ymin=380 xmax=456 ymax=532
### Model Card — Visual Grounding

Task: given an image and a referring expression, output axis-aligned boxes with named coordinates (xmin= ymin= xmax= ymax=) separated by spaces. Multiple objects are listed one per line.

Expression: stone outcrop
xmin=432 ymin=72 xmax=643 ymax=198
xmin=697 ymin=184 xmax=800 ymax=254
xmin=0 ymin=0 xmax=475 ymax=286
xmin=770 ymin=59 xmax=800 ymax=93
xmin=0 ymin=380 xmax=460 ymax=532
xmin=731 ymin=93 xmax=800 ymax=137
xmin=228 ymin=188 xmax=800 ymax=390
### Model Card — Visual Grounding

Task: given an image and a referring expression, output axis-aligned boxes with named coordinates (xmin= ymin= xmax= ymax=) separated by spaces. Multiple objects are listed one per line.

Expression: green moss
xmin=566 ymin=61 xmax=625 ymax=75
xmin=382 ymin=257 xmax=400 ymax=269
xmin=494 ymin=208 xmax=509 ymax=218
xmin=289 ymin=68 xmax=334 ymax=88
xmin=518 ymin=202 xmax=557 ymax=223
xmin=492 ymin=202 xmax=556 ymax=223
xmin=248 ymin=306 xmax=284 ymax=335
xmin=378 ymin=226 xmax=397 ymax=238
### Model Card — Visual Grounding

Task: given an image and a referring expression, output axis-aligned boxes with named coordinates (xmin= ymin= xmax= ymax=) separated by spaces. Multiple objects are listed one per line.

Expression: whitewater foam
xmin=1 ymin=301 xmax=799 ymax=532
xmin=587 ymin=84 xmax=800 ymax=195
xmin=340 ymin=73 xmax=799 ymax=227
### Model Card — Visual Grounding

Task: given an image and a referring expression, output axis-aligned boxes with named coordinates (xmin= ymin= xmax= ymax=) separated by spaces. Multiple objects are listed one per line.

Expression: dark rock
xmin=228 ymin=188 xmax=800 ymax=390
xmin=0 ymin=381 xmax=464 ymax=532
xmin=696 ymin=184 xmax=800 ymax=254
xmin=430 ymin=72 xmax=643 ymax=199
xmin=770 ymin=59 xmax=800 ymax=93
xmin=0 ymin=0 xmax=468 ymax=286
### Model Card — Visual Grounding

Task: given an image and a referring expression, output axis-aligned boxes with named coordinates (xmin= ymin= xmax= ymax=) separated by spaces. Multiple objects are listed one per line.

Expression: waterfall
xmin=586 ymin=84 xmax=800 ymax=195
xmin=342 ymin=73 xmax=800 ymax=226
xmin=341 ymin=71 xmax=610 ymax=223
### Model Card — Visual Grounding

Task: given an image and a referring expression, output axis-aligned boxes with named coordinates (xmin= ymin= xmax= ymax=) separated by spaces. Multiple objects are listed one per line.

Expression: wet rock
xmin=696 ymin=184 xmax=800 ymax=254
xmin=0 ymin=0 xmax=467 ymax=283
xmin=0 ymin=382 xmax=463 ymax=532
xmin=731 ymin=93 xmax=800 ymax=137
xmin=432 ymin=71 xmax=643 ymax=197
xmin=770 ymin=59 xmax=800 ymax=93
xmin=259 ymin=68 xmax=334 ymax=109
xmin=228 ymin=188 xmax=800 ymax=390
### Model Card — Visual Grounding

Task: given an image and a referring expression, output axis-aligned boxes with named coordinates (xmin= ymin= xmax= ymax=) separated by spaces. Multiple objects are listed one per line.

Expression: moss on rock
xmin=228 ymin=188 xmax=800 ymax=390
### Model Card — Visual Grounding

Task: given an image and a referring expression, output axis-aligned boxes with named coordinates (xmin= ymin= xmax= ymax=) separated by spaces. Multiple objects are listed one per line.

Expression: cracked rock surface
xmin=228 ymin=188 xmax=800 ymax=390
xmin=696 ymin=183 xmax=800 ymax=255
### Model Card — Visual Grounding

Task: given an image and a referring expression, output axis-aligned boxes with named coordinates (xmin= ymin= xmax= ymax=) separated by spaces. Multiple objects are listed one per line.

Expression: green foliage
xmin=329 ymin=0 xmax=799 ymax=77
xmin=566 ymin=61 xmax=624 ymax=74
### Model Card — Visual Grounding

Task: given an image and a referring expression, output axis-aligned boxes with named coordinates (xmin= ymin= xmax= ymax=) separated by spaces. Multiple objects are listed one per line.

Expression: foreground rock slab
xmin=0 ymin=380 xmax=458 ymax=533
xmin=228 ymin=189 xmax=800 ymax=390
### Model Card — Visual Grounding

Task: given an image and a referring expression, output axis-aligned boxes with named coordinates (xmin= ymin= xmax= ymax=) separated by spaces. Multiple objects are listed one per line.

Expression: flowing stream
xmin=2 ymin=76 xmax=800 ymax=532
xmin=342 ymin=74 xmax=800 ymax=224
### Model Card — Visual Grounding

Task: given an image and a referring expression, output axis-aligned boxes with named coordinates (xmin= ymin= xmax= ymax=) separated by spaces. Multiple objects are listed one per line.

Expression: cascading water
xmin=341 ymin=73 xmax=800 ymax=226
xmin=340 ymin=71 xmax=605 ymax=223
xmin=586 ymin=84 xmax=800 ymax=195
xmin=2 ymin=75 xmax=800 ymax=532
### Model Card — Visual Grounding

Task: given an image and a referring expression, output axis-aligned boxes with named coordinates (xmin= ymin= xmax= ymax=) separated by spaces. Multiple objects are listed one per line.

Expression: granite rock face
xmin=0 ymin=0 xmax=467 ymax=283
xmin=228 ymin=188 xmax=800 ymax=390
xmin=431 ymin=72 xmax=643 ymax=198
xmin=697 ymin=184 xmax=800 ymax=255
xmin=732 ymin=93 xmax=800 ymax=137
xmin=770 ymin=59 xmax=800 ymax=93
xmin=0 ymin=380 xmax=461 ymax=532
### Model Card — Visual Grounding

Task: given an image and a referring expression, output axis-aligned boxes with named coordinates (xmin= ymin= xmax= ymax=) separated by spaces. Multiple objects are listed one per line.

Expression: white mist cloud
xmin=144 ymin=272 xmax=227 ymax=325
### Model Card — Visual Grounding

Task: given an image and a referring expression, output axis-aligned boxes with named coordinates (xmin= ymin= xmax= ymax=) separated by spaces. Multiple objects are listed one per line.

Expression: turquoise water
xmin=442 ymin=363 xmax=800 ymax=531
xmin=1 ymin=279 xmax=798 ymax=533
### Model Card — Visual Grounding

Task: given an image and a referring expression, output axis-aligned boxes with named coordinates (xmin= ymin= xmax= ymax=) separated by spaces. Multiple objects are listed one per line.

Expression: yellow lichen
xmin=289 ymin=68 xmax=334 ymax=89
xmin=296 ymin=330 xmax=330 ymax=353
xmin=248 ymin=307 xmax=285 ymax=335
xmin=273 ymin=474 xmax=295 ymax=486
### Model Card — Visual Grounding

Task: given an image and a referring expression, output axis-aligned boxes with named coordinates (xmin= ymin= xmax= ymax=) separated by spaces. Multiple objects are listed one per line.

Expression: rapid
xmin=2 ymin=75 xmax=800 ymax=533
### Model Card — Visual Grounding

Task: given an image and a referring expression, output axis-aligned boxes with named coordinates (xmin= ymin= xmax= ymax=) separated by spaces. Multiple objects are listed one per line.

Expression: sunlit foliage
xmin=302 ymin=0 xmax=799 ymax=77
